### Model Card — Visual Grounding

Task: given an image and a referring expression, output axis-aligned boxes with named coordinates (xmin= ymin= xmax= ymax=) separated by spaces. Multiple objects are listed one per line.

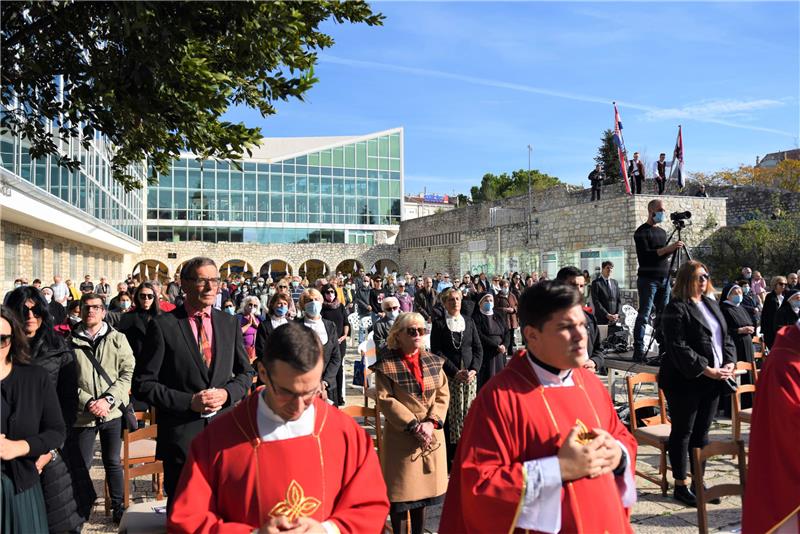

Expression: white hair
xmin=382 ymin=296 xmax=400 ymax=311
xmin=238 ymin=295 xmax=261 ymax=314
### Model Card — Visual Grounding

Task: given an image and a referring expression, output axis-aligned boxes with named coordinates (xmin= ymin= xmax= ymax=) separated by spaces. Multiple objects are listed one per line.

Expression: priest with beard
xmin=440 ymin=281 xmax=637 ymax=533
xmin=168 ymin=321 xmax=389 ymax=533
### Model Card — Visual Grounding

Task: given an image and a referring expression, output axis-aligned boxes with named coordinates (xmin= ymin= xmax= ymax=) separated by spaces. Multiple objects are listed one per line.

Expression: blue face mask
xmin=791 ymin=299 xmax=800 ymax=313
xmin=482 ymin=301 xmax=494 ymax=313
xmin=305 ymin=300 xmax=323 ymax=317
xmin=731 ymin=294 xmax=743 ymax=305
xmin=742 ymin=285 xmax=751 ymax=295
xmin=387 ymin=309 xmax=400 ymax=321
xmin=653 ymin=211 xmax=666 ymax=223
xmin=274 ymin=305 xmax=288 ymax=317
xmin=224 ymin=306 xmax=235 ymax=315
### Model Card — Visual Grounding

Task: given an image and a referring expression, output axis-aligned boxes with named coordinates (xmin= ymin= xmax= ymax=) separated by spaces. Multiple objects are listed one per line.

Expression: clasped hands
xmin=87 ymin=397 xmax=112 ymax=418
xmin=703 ymin=362 xmax=735 ymax=381
xmin=256 ymin=515 xmax=326 ymax=533
xmin=191 ymin=388 xmax=228 ymax=414
xmin=413 ymin=420 xmax=435 ymax=449
xmin=455 ymin=369 xmax=476 ymax=384
xmin=557 ymin=426 xmax=623 ymax=482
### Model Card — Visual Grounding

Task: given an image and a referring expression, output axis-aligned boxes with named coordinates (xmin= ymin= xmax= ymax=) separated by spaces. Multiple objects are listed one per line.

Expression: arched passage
xmin=132 ymin=260 xmax=170 ymax=285
xmin=371 ymin=259 xmax=400 ymax=276
xmin=259 ymin=260 xmax=293 ymax=280
xmin=220 ymin=259 xmax=254 ymax=280
xmin=298 ymin=259 xmax=330 ymax=283
xmin=335 ymin=260 xmax=363 ymax=277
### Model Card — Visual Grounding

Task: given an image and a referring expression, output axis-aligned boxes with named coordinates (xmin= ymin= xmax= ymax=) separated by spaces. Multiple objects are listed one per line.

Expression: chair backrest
xmin=341 ymin=404 xmax=382 ymax=456
xmin=360 ymin=315 xmax=373 ymax=330
xmin=622 ymin=306 xmax=637 ymax=331
xmin=625 ymin=372 xmax=669 ymax=430
xmin=347 ymin=312 xmax=361 ymax=331
xmin=733 ymin=383 xmax=756 ymax=414
xmin=735 ymin=360 xmax=758 ymax=383
xmin=692 ymin=440 xmax=747 ymax=534
xmin=752 ymin=335 xmax=764 ymax=360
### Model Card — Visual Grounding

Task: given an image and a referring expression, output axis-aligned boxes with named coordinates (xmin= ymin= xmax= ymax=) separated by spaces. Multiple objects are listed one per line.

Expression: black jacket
xmin=414 ymin=289 xmax=435 ymax=322
xmin=117 ymin=310 xmax=155 ymax=360
xmin=761 ymin=291 xmax=784 ymax=349
xmin=658 ymin=296 xmax=736 ymax=392
xmin=584 ymin=309 xmax=605 ymax=370
xmin=590 ymin=277 xmax=621 ymax=325
xmin=29 ymin=332 xmax=79 ymax=429
xmin=430 ymin=315 xmax=483 ymax=378
xmin=720 ymin=301 xmax=755 ymax=364
xmin=775 ymin=293 xmax=799 ymax=331
xmin=254 ymin=316 xmax=289 ymax=362
xmin=372 ymin=316 xmax=394 ymax=353
xmin=133 ymin=306 xmax=253 ymax=464
xmin=293 ymin=318 xmax=341 ymax=391
xmin=354 ymin=286 xmax=372 ymax=317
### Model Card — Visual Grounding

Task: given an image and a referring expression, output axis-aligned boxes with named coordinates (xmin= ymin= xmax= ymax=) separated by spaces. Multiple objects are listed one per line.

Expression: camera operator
xmin=588 ymin=164 xmax=604 ymax=202
xmin=632 ymin=199 xmax=684 ymax=362
xmin=658 ymin=261 xmax=736 ymax=507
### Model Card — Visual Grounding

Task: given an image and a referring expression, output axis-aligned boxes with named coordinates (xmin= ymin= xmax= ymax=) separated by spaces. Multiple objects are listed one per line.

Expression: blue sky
xmin=224 ymin=1 xmax=800 ymax=196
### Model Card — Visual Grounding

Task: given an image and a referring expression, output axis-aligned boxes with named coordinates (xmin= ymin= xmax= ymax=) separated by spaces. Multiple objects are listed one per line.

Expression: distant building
xmin=756 ymin=148 xmax=800 ymax=168
xmin=402 ymin=193 xmax=457 ymax=220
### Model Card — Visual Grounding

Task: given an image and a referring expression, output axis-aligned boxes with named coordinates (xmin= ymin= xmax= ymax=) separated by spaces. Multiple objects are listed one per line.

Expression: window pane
xmin=308 ymin=152 xmax=319 ymax=165
xmin=379 ymin=136 xmax=389 ymax=157
xmin=321 ymin=150 xmax=332 ymax=166
xmin=345 ymin=145 xmax=355 ymax=167
xmin=356 ymin=142 xmax=367 ymax=168
xmin=390 ymin=134 xmax=400 ymax=158
xmin=333 ymin=147 xmax=344 ymax=167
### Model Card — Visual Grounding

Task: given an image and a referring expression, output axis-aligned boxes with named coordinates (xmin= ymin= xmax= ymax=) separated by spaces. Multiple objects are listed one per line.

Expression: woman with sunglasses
xmin=761 ymin=275 xmax=788 ymax=350
xmin=118 ymin=283 xmax=162 ymax=413
xmin=275 ymin=278 xmax=297 ymax=319
xmin=237 ymin=296 xmax=263 ymax=364
xmin=371 ymin=312 xmax=449 ymax=534
xmin=1 ymin=306 xmax=66 ymax=534
xmin=320 ymin=284 xmax=350 ymax=406
xmin=659 ymin=261 xmax=736 ymax=507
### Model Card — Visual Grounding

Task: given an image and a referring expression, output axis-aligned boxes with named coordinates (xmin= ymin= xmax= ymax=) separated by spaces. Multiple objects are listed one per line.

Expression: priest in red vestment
xmin=743 ymin=320 xmax=800 ymax=534
xmin=169 ymin=322 xmax=389 ymax=534
xmin=440 ymin=280 xmax=637 ymax=534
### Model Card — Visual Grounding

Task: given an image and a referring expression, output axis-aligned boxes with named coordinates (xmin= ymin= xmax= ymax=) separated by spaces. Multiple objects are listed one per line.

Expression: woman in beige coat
xmin=372 ymin=312 xmax=449 ymax=534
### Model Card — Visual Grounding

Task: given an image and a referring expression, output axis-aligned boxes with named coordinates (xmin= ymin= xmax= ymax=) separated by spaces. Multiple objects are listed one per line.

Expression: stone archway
xmin=371 ymin=259 xmax=400 ymax=276
xmin=298 ymin=259 xmax=330 ymax=283
xmin=220 ymin=259 xmax=254 ymax=280
xmin=258 ymin=259 xmax=293 ymax=281
xmin=132 ymin=259 xmax=170 ymax=285
xmin=335 ymin=259 xmax=364 ymax=277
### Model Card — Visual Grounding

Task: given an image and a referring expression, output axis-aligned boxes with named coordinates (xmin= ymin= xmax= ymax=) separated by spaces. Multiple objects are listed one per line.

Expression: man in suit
xmin=556 ymin=267 xmax=604 ymax=372
xmin=591 ymin=261 xmax=622 ymax=326
xmin=133 ymin=257 xmax=252 ymax=510
xmin=628 ymin=152 xmax=645 ymax=194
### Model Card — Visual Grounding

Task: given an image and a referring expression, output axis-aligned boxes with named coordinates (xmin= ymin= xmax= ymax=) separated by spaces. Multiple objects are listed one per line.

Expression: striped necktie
xmin=194 ymin=314 xmax=213 ymax=368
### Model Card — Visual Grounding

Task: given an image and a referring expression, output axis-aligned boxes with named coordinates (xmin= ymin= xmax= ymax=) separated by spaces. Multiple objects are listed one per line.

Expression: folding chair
xmin=625 ymin=372 xmax=671 ymax=495
xmin=691 ymin=440 xmax=747 ymax=534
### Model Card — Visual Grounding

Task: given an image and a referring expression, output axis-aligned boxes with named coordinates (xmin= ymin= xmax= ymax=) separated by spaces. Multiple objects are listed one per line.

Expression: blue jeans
xmin=634 ymin=276 xmax=670 ymax=356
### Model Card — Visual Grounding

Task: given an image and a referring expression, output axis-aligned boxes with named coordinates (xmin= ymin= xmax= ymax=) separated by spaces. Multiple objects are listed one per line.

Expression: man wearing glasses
xmin=133 ymin=257 xmax=252 ymax=511
xmin=169 ymin=321 xmax=389 ymax=533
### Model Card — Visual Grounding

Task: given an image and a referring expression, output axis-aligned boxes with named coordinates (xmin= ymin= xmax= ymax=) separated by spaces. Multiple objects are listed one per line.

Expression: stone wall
xmin=1 ymin=220 xmax=127 ymax=287
xmin=698 ymin=184 xmax=800 ymax=226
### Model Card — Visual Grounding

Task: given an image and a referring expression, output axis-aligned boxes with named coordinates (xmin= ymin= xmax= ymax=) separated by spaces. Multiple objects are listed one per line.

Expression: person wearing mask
xmin=473 ymin=294 xmax=508 ymax=389
xmin=254 ymin=293 xmax=292 ymax=361
xmin=275 ymin=279 xmax=297 ymax=319
xmin=66 ymin=300 xmax=82 ymax=327
xmin=41 ymin=286 xmax=67 ymax=326
xmin=51 ymin=275 xmax=69 ymax=309
xmin=761 ymin=276 xmax=788 ymax=350
xmin=396 ymin=280 xmax=414 ymax=313
xmin=5 ymin=287 xmax=93 ymax=531
xmin=320 ymin=283 xmax=350 ymax=405
xmin=237 ymin=296 xmax=263 ymax=364
xmin=430 ymin=287 xmax=482 ymax=465
xmin=108 ymin=283 xmax=130 ymax=312
xmin=67 ymin=293 xmax=135 ymax=523
xmin=414 ymin=277 xmax=436 ymax=324
xmin=494 ymin=279 xmax=517 ymax=352
xmin=633 ymin=199 xmax=684 ymax=362
xmin=221 ymin=299 xmax=235 ymax=316
xmin=591 ymin=261 xmax=622 ymax=327
xmin=775 ymin=289 xmax=800 ymax=330
xmin=290 ymin=276 xmax=305 ymax=305
xmin=133 ymin=257 xmax=253 ymax=511
xmin=0 ymin=307 xmax=67 ymax=534
xmin=729 ymin=278 xmax=760 ymax=326
xmin=251 ymin=277 xmax=268 ymax=301
xmin=720 ymin=284 xmax=756 ymax=412
xmin=296 ymin=289 xmax=341 ymax=404
xmin=371 ymin=313 xmax=449 ymax=534
xmin=556 ymin=267 xmax=605 ymax=373
xmin=374 ymin=297 xmax=401 ymax=354
xmin=659 ymin=261 xmax=736 ymax=507
xmin=341 ymin=278 xmax=355 ymax=313
xmin=369 ymin=277 xmax=386 ymax=327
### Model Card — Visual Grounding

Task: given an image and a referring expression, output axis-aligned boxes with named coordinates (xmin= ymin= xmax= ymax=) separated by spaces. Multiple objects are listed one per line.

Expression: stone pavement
xmin=82 ymin=347 xmax=746 ymax=533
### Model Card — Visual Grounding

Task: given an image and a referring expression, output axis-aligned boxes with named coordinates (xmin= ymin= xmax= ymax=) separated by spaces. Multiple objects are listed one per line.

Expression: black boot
xmin=703 ymin=484 xmax=721 ymax=505
xmin=674 ymin=484 xmax=697 ymax=507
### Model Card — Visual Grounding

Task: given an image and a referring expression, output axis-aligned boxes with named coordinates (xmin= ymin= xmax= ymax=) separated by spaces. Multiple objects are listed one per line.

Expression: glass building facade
xmin=146 ymin=128 xmax=403 ymax=245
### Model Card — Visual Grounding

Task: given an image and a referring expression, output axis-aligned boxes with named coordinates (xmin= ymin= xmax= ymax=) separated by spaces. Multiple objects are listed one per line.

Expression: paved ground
xmin=83 ymin=346 xmax=746 ymax=533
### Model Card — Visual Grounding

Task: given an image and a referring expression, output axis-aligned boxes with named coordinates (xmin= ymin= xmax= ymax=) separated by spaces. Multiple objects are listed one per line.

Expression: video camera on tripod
xmin=667 ymin=210 xmax=692 ymax=278
xmin=670 ymin=210 xmax=692 ymax=228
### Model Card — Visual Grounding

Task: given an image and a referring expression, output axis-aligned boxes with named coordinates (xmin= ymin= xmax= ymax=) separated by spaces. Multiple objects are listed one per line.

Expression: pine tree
xmin=594 ymin=129 xmax=623 ymax=184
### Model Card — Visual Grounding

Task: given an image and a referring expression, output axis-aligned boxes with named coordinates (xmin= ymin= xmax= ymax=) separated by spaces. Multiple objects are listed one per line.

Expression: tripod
xmin=642 ymin=223 xmax=691 ymax=360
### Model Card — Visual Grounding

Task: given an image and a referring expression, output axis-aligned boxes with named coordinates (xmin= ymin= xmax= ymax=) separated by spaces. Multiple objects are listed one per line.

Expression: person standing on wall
xmin=654 ymin=153 xmax=668 ymax=195
xmin=588 ymin=164 xmax=604 ymax=202
xmin=628 ymin=152 xmax=645 ymax=194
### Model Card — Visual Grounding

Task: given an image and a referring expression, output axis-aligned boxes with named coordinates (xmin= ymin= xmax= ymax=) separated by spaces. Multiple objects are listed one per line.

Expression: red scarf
xmin=402 ymin=349 xmax=424 ymax=390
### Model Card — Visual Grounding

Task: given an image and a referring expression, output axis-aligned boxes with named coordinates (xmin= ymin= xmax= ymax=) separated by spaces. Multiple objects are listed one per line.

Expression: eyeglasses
xmin=405 ymin=327 xmax=426 ymax=337
xmin=83 ymin=304 xmax=104 ymax=312
xmin=266 ymin=369 xmax=321 ymax=402
xmin=138 ymin=293 xmax=155 ymax=300
xmin=324 ymin=290 xmax=336 ymax=294
xmin=24 ymin=306 xmax=42 ymax=318
xmin=776 ymin=282 xmax=787 ymax=286
xmin=696 ymin=274 xmax=710 ymax=282
xmin=185 ymin=277 xmax=221 ymax=287
xmin=278 ymin=285 xmax=288 ymax=290
xmin=386 ymin=306 xmax=400 ymax=311
xmin=0 ymin=334 xmax=11 ymax=348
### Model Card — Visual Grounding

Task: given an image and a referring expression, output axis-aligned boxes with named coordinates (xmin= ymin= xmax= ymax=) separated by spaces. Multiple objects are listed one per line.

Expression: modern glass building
xmin=146 ymin=128 xmax=403 ymax=245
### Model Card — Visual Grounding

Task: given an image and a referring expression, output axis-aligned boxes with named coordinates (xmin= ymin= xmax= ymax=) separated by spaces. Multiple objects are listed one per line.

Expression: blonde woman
xmin=371 ymin=312 xmax=449 ymax=534
xmin=761 ymin=275 xmax=788 ymax=349
xmin=296 ymin=289 xmax=341 ymax=404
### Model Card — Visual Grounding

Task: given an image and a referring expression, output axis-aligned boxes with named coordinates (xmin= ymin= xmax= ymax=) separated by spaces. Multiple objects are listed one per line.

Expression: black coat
xmin=133 ymin=306 xmax=253 ymax=464
xmin=775 ymin=295 xmax=799 ymax=330
xmin=473 ymin=311 xmax=508 ymax=386
xmin=584 ymin=309 xmax=605 ymax=370
xmin=760 ymin=291 xmax=783 ymax=349
xmin=293 ymin=318 xmax=341 ymax=398
xmin=658 ymin=296 xmax=736 ymax=392
xmin=413 ymin=290 xmax=435 ymax=322
xmin=590 ymin=277 xmax=621 ymax=325
xmin=29 ymin=332 xmax=78 ymax=429
xmin=720 ymin=302 xmax=754 ymax=364
xmin=254 ymin=316 xmax=289 ymax=362
xmin=117 ymin=310 xmax=155 ymax=360
xmin=430 ymin=315 xmax=483 ymax=378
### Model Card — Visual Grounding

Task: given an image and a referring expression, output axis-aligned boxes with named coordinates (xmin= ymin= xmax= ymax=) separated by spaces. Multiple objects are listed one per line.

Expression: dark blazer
xmin=430 ymin=315 xmax=483 ymax=378
xmin=293 ymin=318 xmax=341 ymax=390
xmin=413 ymin=290 xmax=435 ymax=322
xmin=372 ymin=316 xmax=393 ymax=353
xmin=775 ymin=293 xmax=799 ymax=331
xmin=761 ymin=291 xmax=783 ymax=349
xmin=590 ymin=277 xmax=621 ymax=325
xmin=720 ymin=302 xmax=754 ymax=364
xmin=658 ymin=296 xmax=736 ymax=392
xmin=253 ymin=316 xmax=289 ymax=362
xmin=584 ymin=309 xmax=605 ymax=370
xmin=117 ymin=310 xmax=154 ymax=359
xmin=133 ymin=306 xmax=253 ymax=464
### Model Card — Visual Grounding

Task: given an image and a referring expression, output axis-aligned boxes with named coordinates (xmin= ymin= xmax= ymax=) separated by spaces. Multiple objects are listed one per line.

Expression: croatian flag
xmin=613 ymin=103 xmax=631 ymax=195
xmin=670 ymin=125 xmax=685 ymax=188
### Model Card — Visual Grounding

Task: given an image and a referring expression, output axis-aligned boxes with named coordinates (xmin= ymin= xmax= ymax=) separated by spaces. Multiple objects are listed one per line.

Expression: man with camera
xmin=632 ymin=199 xmax=684 ymax=362
xmin=588 ymin=164 xmax=604 ymax=201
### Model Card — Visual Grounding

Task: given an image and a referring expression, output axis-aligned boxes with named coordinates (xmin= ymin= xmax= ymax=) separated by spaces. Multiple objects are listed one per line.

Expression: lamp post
xmin=527 ymin=144 xmax=533 ymax=241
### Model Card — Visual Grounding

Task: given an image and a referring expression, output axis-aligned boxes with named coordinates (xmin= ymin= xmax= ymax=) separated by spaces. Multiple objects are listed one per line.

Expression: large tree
xmin=469 ymin=169 xmax=561 ymax=203
xmin=593 ymin=128 xmax=623 ymax=184
xmin=1 ymin=1 xmax=383 ymax=190
xmin=690 ymin=161 xmax=800 ymax=192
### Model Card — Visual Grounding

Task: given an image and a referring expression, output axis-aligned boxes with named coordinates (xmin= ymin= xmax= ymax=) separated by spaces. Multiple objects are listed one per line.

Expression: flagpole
xmin=527 ymin=144 xmax=533 ymax=242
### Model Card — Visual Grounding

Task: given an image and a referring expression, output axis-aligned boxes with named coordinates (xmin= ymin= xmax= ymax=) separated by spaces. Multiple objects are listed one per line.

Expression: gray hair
xmin=238 ymin=295 xmax=261 ymax=314
xmin=180 ymin=256 xmax=217 ymax=281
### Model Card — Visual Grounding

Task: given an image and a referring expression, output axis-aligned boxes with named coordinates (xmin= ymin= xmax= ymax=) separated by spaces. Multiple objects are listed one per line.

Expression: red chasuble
xmin=168 ymin=391 xmax=389 ymax=533
xmin=743 ymin=323 xmax=800 ymax=534
xmin=440 ymin=353 xmax=637 ymax=534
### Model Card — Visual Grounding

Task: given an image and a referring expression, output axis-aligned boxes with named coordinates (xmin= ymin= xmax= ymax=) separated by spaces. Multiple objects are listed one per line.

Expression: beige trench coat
xmin=373 ymin=350 xmax=450 ymax=503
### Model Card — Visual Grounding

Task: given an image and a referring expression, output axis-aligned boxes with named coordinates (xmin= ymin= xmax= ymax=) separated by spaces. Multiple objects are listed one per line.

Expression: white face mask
xmin=43 ymin=293 xmax=53 ymax=303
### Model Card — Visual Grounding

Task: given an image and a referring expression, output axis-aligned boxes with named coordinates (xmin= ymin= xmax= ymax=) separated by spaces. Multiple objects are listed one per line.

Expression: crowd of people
xmin=1 ymin=247 xmax=799 ymax=533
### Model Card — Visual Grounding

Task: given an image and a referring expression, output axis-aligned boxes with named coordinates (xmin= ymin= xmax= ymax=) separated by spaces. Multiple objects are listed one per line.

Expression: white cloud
xmin=644 ymin=99 xmax=787 ymax=121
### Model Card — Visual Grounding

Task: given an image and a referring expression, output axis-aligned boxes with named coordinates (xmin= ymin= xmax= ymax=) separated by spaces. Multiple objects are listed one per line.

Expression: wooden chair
xmin=341 ymin=403 xmax=382 ymax=458
xmin=752 ymin=335 xmax=764 ymax=363
xmin=691 ymin=440 xmax=747 ymax=534
xmin=625 ymin=372 xmax=671 ymax=495
xmin=106 ymin=408 xmax=164 ymax=514
xmin=732 ymin=377 xmax=756 ymax=443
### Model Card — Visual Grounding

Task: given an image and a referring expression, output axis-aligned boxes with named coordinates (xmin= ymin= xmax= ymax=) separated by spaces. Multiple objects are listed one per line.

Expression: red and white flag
xmin=613 ymin=103 xmax=631 ymax=195
xmin=670 ymin=125 xmax=685 ymax=188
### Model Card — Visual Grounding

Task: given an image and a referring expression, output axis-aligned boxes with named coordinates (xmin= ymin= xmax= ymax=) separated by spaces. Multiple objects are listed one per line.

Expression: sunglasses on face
xmin=325 ymin=290 xmax=336 ymax=294
xmin=139 ymin=293 xmax=155 ymax=300
xmin=696 ymin=273 xmax=710 ymax=281
xmin=278 ymin=285 xmax=288 ymax=289
xmin=405 ymin=327 xmax=426 ymax=337
xmin=0 ymin=334 xmax=11 ymax=347
xmin=776 ymin=282 xmax=786 ymax=286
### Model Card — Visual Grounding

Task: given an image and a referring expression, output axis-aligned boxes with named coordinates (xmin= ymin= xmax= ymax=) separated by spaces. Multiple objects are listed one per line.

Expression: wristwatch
xmin=104 ymin=394 xmax=115 ymax=407
xmin=48 ymin=449 xmax=58 ymax=464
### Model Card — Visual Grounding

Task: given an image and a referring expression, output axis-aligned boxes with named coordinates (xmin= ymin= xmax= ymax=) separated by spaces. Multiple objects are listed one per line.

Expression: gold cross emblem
xmin=269 ymin=480 xmax=322 ymax=521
